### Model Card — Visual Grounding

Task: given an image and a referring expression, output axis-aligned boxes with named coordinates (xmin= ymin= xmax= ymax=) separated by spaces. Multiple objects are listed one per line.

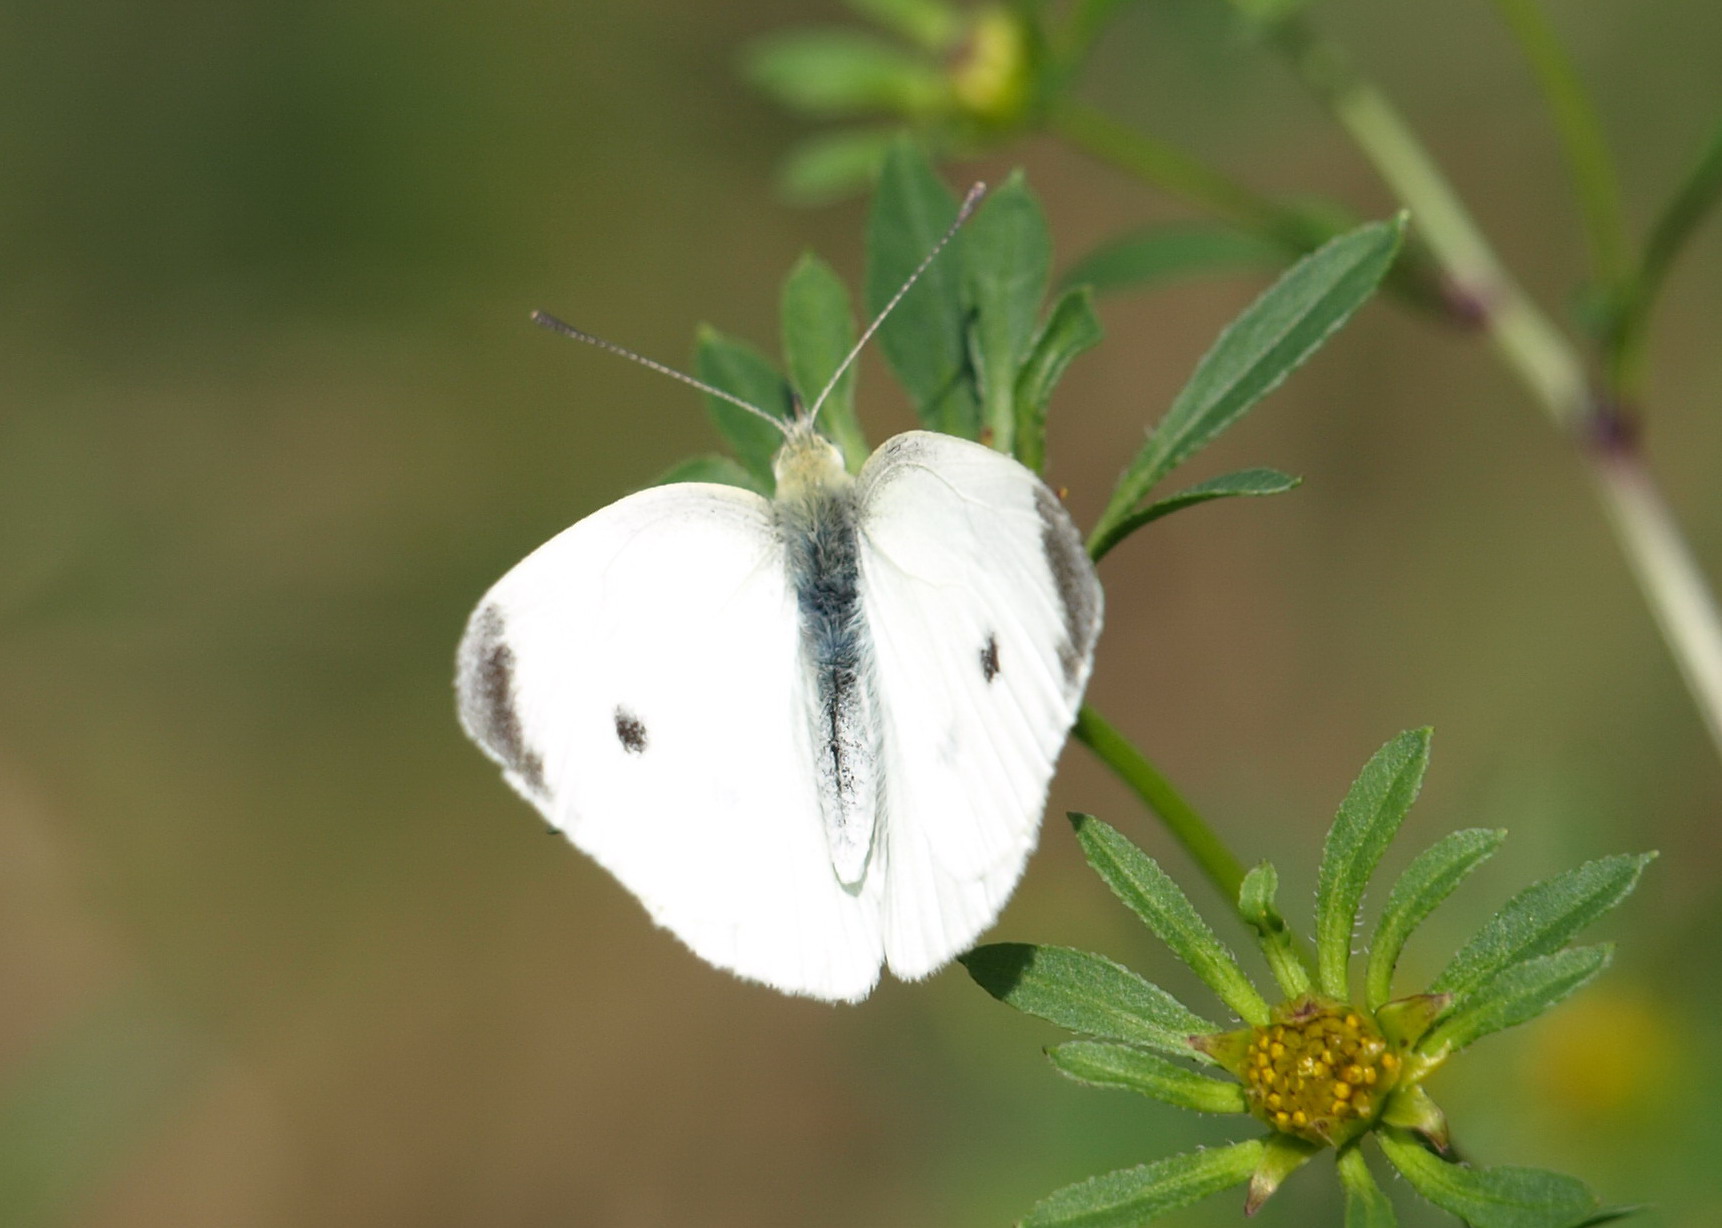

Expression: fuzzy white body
xmin=456 ymin=424 xmax=1102 ymax=1001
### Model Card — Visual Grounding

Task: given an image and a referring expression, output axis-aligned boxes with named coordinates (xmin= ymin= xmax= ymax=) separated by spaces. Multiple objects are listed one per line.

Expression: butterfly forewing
xmin=855 ymin=432 xmax=1103 ymax=979
xmin=456 ymin=482 xmax=887 ymax=1002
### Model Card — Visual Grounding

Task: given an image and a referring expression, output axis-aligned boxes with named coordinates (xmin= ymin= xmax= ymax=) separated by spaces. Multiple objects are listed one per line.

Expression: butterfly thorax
xmin=772 ymin=424 xmax=879 ymax=889
xmin=771 ymin=421 xmax=850 ymax=503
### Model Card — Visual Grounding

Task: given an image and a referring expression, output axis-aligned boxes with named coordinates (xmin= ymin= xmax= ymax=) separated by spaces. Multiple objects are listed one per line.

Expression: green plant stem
xmin=1591 ymin=453 xmax=1722 ymax=754
xmin=1074 ymin=705 xmax=1246 ymax=906
xmin=1046 ymin=96 xmax=1331 ymax=254
xmin=1259 ymin=16 xmax=1722 ymax=764
xmin=1487 ymin=0 xmax=1629 ymax=290
xmin=1612 ymin=116 xmax=1722 ymax=395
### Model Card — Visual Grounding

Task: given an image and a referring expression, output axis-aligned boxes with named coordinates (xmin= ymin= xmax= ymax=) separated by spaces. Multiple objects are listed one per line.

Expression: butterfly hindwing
xmin=854 ymin=432 xmax=1103 ymax=979
xmin=456 ymin=482 xmax=886 ymax=1002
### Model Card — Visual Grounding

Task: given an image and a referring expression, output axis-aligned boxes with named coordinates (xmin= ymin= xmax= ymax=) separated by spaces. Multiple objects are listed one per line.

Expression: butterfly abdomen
xmin=777 ymin=469 xmax=881 ymax=889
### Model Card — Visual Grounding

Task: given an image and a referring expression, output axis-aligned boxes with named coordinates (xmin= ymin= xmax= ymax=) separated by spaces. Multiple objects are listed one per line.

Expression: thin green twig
xmin=1634 ymin=117 xmax=1722 ymax=329
xmin=1048 ymin=94 xmax=1453 ymax=315
xmin=1074 ymin=705 xmax=1247 ymax=907
xmin=1589 ymin=454 xmax=1722 ymax=755
xmin=1046 ymin=96 xmax=1333 ymax=254
xmin=1075 ymin=706 xmax=1320 ymax=970
xmin=1488 ymin=0 xmax=1629 ymax=290
xmin=1611 ymin=115 xmax=1722 ymax=394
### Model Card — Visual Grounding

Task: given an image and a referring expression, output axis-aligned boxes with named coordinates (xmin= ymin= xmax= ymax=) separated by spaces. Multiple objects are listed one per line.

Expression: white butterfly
xmin=455 ymin=193 xmax=1103 ymax=1002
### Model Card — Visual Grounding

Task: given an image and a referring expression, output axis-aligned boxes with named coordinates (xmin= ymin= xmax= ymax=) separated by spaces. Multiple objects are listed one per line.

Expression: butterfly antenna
xmin=530 ymin=311 xmax=789 ymax=435
xmin=805 ymin=181 xmax=988 ymax=426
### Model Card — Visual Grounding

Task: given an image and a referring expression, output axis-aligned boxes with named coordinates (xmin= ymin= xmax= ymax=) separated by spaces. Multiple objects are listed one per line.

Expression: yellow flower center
xmin=1242 ymin=1000 xmax=1400 ymax=1144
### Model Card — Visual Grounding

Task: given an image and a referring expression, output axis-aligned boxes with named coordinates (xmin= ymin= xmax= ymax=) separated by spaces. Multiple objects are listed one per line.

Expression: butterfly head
xmin=772 ymin=418 xmax=850 ymax=505
xmin=530 ymin=182 xmax=988 ymax=512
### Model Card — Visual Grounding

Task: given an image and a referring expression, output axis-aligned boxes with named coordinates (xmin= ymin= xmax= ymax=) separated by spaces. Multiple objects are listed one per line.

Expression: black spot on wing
xmin=456 ymin=604 xmax=547 ymax=795
xmin=614 ymin=707 xmax=648 ymax=754
xmin=1033 ymin=484 xmax=1103 ymax=688
xmin=980 ymin=633 xmax=1000 ymax=682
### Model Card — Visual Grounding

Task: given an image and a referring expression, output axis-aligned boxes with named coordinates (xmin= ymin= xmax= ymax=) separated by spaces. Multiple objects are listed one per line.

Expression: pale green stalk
xmin=1261 ymin=16 xmax=1722 ymax=763
xmin=1591 ymin=455 xmax=1722 ymax=753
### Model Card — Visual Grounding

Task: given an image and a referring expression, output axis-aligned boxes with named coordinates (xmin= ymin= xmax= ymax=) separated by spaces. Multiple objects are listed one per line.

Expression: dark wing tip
xmin=455 ymin=603 xmax=548 ymax=795
xmin=1032 ymin=485 xmax=1103 ymax=689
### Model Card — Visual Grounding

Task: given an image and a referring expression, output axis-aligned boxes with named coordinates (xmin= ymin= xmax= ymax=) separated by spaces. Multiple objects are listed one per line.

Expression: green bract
xmin=963 ymin=734 xmax=1652 ymax=1228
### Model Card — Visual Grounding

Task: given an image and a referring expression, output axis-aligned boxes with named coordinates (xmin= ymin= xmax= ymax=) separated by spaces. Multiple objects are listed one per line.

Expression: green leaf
xmin=1090 ymin=216 xmax=1404 ymax=551
xmin=1047 ymin=1041 xmax=1248 ymax=1113
xmin=780 ymin=252 xmax=868 ymax=471
xmin=1088 ymin=468 xmax=1300 ymax=561
xmin=694 ymin=326 xmax=793 ymax=493
xmin=1337 ymin=1147 xmax=1398 ymax=1228
xmin=845 ymin=0 xmax=960 ymax=50
xmin=1071 ymin=815 xmax=1270 ymax=1025
xmin=650 ymin=454 xmax=765 ymax=493
xmin=964 ymin=170 xmax=1051 ymax=452
xmin=1379 ymin=1128 xmax=1602 ymax=1228
xmin=1364 ymin=828 xmax=1506 ymax=1010
xmin=1430 ymin=852 xmax=1654 ymax=1001
xmin=865 ymin=139 xmax=978 ymax=436
xmin=960 ymin=944 xmax=1218 ymax=1058
xmin=1313 ymin=729 xmax=1433 ymax=999
xmin=777 ymin=127 xmax=899 ymax=205
xmin=1013 ymin=285 xmax=1102 ymax=471
xmin=1422 ymin=945 xmax=1612 ymax=1055
xmin=1022 ymin=1139 xmax=1264 ymax=1228
xmin=1060 ymin=223 xmax=1288 ymax=297
xmin=867 ymin=140 xmax=978 ymax=435
xmin=742 ymin=30 xmax=948 ymax=118
xmin=1237 ymin=861 xmax=1313 ymax=998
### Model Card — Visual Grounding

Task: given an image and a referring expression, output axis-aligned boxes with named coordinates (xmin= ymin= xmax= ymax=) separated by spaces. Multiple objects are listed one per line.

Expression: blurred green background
xmin=1 ymin=0 xmax=1718 ymax=1224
